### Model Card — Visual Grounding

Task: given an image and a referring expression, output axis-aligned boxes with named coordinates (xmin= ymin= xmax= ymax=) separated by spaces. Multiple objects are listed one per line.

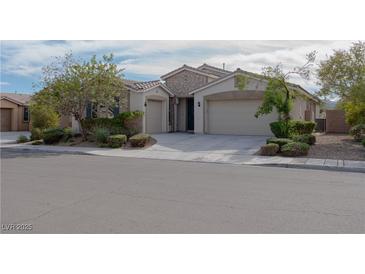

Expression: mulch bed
xmin=307 ymin=134 xmax=365 ymax=161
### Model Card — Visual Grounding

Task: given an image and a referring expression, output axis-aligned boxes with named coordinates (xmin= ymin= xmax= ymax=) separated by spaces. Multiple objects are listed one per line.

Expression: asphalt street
xmin=1 ymin=148 xmax=364 ymax=233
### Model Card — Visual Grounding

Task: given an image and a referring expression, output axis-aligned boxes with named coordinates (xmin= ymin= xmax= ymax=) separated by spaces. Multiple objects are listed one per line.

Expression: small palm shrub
xmin=94 ymin=128 xmax=110 ymax=144
xmin=281 ymin=142 xmax=310 ymax=157
xmin=17 ymin=135 xmax=29 ymax=143
xmin=292 ymin=134 xmax=316 ymax=145
xmin=259 ymin=143 xmax=279 ymax=156
xmin=43 ymin=128 xmax=65 ymax=144
xmin=107 ymin=134 xmax=127 ymax=148
xmin=129 ymin=133 xmax=151 ymax=147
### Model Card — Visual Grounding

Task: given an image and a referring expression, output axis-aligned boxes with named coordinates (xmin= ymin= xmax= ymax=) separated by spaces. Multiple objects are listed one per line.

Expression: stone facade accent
xmin=164 ymin=70 xmax=213 ymax=97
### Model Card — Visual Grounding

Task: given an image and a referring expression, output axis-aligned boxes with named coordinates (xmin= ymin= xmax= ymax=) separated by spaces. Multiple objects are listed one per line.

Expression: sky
xmin=0 ymin=40 xmax=355 ymax=94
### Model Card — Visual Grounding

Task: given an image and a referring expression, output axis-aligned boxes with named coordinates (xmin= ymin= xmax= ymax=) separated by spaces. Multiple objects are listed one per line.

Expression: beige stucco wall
xmin=0 ymin=98 xmax=30 ymax=131
xmin=177 ymin=98 xmax=187 ymax=131
xmin=129 ymin=86 xmax=170 ymax=133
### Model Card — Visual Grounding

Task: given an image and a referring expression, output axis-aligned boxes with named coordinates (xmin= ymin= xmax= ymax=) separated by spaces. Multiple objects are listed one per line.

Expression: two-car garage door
xmin=207 ymin=100 xmax=277 ymax=136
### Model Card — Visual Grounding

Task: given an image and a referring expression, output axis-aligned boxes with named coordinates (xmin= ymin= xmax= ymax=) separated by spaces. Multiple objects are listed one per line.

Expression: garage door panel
xmin=146 ymin=100 xmax=162 ymax=133
xmin=1 ymin=108 xmax=12 ymax=131
xmin=207 ymin=100 xmax=276 ymax=135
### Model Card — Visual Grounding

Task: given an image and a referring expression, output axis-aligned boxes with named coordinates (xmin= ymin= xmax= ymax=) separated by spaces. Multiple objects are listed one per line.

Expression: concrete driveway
xmin=150 ymin=133 xmax=267 ymax=155
xmin=0 ymin=131 xmax=30 ymax=145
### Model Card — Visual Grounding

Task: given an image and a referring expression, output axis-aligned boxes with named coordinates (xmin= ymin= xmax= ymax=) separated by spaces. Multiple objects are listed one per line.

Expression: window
xmin=23 ymin=107 xmax=29 ymax=122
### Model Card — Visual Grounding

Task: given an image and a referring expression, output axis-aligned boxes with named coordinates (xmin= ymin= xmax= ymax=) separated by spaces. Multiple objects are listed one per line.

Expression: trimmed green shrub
xmin=290 ymin=120 xmax=316 ymax=135
xmin=266 ymin=137 xmax=293 ymax=148
xmin=32 ymin=140 xmax=43 ymax=145
xmin=281 ymin=142 xmax=310 ymax=157
xmin=259 ymin=143 xmax=279 ymax=156
xmin=43 ymin=128 xmax=65 ymax=144
xmin=17 ymin=135 xmax=29 ymax=143
xmin=292 ymin=134 xmax=316 ymax=145
xmin=362 ymin=138 xmax=365 ymax=147
xmin=270 ymin=121 xmax=290 ymax=138
xmin=62 ymin=127 xmax=73 ymax=142
xmin=116 ymin=111 xmax=144 ymax=125
xmin=129 ymin=133 xmax=151 ymax=147
xmin=30 ymin=127 xmax=43 ymax=141
xmin=81 ymin=118 xmax=121 ymax=135
xmin=107 ymin=134 xmax=127 ymax=148
xmin=349 ymin=124 xmax=365 ymax=141
xmin=94 ymin=128 xmax=110 ymax=144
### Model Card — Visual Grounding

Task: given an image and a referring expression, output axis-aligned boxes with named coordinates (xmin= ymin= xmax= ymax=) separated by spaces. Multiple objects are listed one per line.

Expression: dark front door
xmin=187 ymin=97 xmax=194 ymax=131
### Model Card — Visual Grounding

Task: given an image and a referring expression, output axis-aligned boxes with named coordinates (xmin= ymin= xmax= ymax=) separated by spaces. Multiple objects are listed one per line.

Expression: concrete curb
xmin=2 ymin=144 xmax=365 ymax=173
xmin=252 ymin=163 xmax=365 ymax=173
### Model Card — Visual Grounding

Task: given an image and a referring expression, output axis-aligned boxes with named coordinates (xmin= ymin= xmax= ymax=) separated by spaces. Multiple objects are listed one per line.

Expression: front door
xmin=187 ymin=97 xmax=194 ymax=131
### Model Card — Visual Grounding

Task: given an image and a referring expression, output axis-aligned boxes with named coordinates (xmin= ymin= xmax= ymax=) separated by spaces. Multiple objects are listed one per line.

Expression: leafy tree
xmin=37 ymin=53 xmax=126 ymax=139
xmin=317 ymin=41 xmax=365 ymax=125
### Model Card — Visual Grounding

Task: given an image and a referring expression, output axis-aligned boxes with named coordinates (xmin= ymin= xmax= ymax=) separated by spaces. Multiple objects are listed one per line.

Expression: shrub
xmin=107 ymin=134 xmax=127 ymax=148
xmin=17 ymin=135 xmax=29 ymax=143
xmin=292 ymin=134 xmax=316 ymax=145
xmin=32 ymin=140 xmax=43 ymax=145
xmin=270 ymin=121 xmax=290 ymax=138
xmin=362 ymin=138 xmax=365 ymax=147
xmin=349 ymin=124 xmax=365 ymax=141
xmin=259 ymin=143 xmax=279 ymax=156
xmin=43 ymin=128 xmax=65 ymax=144
xmin=266 ymin=137 xmax=293 ymax=148
xmin=290 ymin=120 xmax=316 ymax=135
xmin=30 ymin=127 xmax=43 ymax=141
xmin=116 ymin=110 xmax=144 ymax=125
xmin=94 ymin=128 xmax=110 ymax=144
xmin=62 ymin=127 xmax=73 ymax=142
xmin=129 ymin=133 xmax=151 ymax=147
xmin=30 ymin=103 xmax=59 ymax=130
xmin=281 ymin=142 xmax=310 ymax=157
xmin=81 ymin=118 xmax=122 ymax=135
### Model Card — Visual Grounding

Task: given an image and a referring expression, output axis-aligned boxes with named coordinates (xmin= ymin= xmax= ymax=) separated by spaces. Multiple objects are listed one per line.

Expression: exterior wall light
xmin=198 ymin=101 xmax=201 ymax=107
xmin=144 ymin=102 xmax=147 ymax=107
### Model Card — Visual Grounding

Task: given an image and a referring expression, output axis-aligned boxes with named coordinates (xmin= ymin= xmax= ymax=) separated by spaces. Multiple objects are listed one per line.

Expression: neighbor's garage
xmin=206 ymin=99 xmax=277 ymax=136
xmin=146 ymin=99 xmax=163 ymax=133
xmin=1 ymin=108 xmax=12 ymax=131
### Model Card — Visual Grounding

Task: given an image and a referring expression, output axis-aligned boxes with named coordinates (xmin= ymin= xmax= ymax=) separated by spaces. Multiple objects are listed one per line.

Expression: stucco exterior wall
xmin=130 ymin=86 xmax=170 ymax=133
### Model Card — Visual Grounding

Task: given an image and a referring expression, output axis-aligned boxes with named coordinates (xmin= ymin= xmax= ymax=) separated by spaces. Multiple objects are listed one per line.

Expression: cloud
xmin=0 ymin=40 xmax=357 ymax=92
xmin=0 ymin=81 xmax=10 ymax=86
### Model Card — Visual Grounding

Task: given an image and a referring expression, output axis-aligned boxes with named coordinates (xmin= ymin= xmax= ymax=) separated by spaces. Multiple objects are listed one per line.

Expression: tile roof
xmin=0 ymin=92 xmax=32 ymax=105
xmin=160 ymin=64 xmax=220 ymax=80
xmin=197 ymin=63 xmax=232 ymax=77
xmin=124 ymin=79 xmax=161 ymax=92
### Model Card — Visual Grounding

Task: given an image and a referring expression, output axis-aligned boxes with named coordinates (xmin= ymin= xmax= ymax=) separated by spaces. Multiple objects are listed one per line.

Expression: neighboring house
xmin=0 ymin=92 xmax=31 ymax=132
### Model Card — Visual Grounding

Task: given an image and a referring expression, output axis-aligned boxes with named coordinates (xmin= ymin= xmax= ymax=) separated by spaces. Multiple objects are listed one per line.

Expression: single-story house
xmin=72 ymin=63 xmax=321 ymax=136
xmin=0 ymin=92 xmax=31 ymax=131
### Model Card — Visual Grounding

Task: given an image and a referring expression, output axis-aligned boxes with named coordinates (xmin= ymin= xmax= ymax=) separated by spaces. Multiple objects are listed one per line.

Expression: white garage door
xmin=207 ymin=100 xmax=277 ymax=135
xmin=146 ymin=100 xmax=162 ymax=133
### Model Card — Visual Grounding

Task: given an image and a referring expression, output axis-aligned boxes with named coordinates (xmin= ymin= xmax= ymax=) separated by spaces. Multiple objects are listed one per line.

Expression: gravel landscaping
xmin=307 ymin=134 xmax=365 ymax=161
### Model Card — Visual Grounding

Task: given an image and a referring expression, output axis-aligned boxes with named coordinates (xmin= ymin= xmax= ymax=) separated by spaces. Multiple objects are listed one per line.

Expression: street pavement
xmin=1 ymin=149 xmax=364 ymax=233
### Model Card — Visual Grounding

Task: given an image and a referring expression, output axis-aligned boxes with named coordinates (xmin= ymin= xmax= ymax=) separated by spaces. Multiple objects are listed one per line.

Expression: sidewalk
xmin=3 ymin=142 xmax=365 ymax=173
